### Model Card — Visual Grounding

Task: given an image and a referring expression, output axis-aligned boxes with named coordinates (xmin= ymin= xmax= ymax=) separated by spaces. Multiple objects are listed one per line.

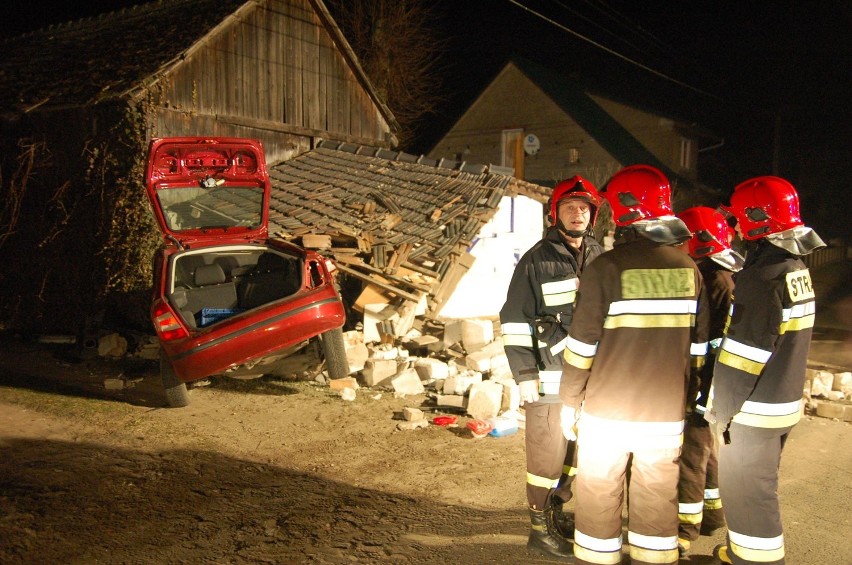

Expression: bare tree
xmin=326 ymin=0 xmax=447 ymax=149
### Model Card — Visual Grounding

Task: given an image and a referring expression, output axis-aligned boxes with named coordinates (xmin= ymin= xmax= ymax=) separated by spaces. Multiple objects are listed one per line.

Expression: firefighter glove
xmin=560 ymin=405 xmax=578 ymax=441
xmin=517 ymin=379 xmax=540 ymax=405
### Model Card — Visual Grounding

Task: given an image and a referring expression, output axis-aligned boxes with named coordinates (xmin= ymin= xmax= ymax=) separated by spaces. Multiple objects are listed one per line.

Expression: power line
xmin=505 ymin=0 xmax=722 ymax=100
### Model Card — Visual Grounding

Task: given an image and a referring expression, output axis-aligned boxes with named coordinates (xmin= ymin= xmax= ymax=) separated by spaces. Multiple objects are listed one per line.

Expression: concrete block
xmin=413 ymin=357 xmax=450 ymax=381
xmin=833 ymin=372 xmax=851 ymax=395
xmin=362 ymin=358 xmax=399 ymax=387
xmin=443 ymin=320 xmax=463 ymax=348
xmin=391 ymin=368 xmax=425 ymax=396
xmin=461 ymin=319 xmax=494 ymax=353
xmin=403 ymin=407 xmax=425 ymax=421
xmin=466 ymin=380 xmax=504 ymax=420
xmin=98 ymin=333 xmax=127 ymax=358
xmin=329 ymin=377 xmax=359 ymax=392
xmin=815 ymin=401 xmax=852 ymax=421
xmin=810 ymin=370 xmax=834 ymax=397
xmin=436 ymin=394 xmax=467 ymax=409
xmin=502 ymin=379 xmax=520 ymax=412
xmin=443 ymin=371 xmax=483 ymax=395
xmin=343 ymin=332 xmax=369 ymax=373
xmin=465 ymin=350 xmax=491 ymax=372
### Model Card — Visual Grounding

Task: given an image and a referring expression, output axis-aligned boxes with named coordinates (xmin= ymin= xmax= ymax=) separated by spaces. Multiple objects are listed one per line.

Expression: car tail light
xmin=152 ymin=300 xmax=189 ymax=341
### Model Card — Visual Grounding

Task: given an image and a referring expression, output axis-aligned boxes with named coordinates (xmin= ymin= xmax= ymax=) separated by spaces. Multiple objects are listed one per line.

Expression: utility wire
xmin=505 ymin=0 xmax=722 ymax=100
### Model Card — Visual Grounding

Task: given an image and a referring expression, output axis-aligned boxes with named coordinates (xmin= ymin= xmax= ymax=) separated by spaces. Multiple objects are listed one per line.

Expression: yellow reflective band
xmin=563 ymin=464 xmax=577 ymax=477
xmin=729 ymin=532 xmax=785 ymax=563
xmin=718 ymin=350 xmax=765 ymax=375
xmin=784 ymin=269 xmax=814 ymax=302
xmin=603 ymin=313 xmax=695 ymax=329
xmin=779 ymin=313 xmax=815 ymax=334
xmin=629 ymin=546 xmax=679 ymax=563
xmin=732 ymin=410 xmax=802 ymax=428
xmin=621 ymin=268 xmax=696 ymax=299
xmin=502 ymin=334 xmax=534 ymax=348
xmin=526 ymin=472 xmax=559 ymax=489
xmin=543 ymin=290 xmax=576 ymax=307
xmin=574 ymin=545 xmax=624 ymax=564
xmin=722 ymin=338 xmax=772 ymax=363
xmin=679 ymin=512 xmax=703 ymax=525
xmin=704 ymin=499 xmax=723 ymax=510
xmin=564 ymin=348 xmax=594 ymax=369
xmin=691 ymin=356 xmax=705 ymax=369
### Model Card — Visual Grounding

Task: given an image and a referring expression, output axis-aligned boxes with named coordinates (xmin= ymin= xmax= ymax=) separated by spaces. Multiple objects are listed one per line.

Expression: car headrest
xmin=194 ymin=264 xmax=226 ymax=286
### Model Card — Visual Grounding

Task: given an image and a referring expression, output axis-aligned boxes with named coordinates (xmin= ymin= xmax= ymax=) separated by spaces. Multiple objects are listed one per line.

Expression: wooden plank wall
xmin=156 ymin=0 xmax=390 ymax=157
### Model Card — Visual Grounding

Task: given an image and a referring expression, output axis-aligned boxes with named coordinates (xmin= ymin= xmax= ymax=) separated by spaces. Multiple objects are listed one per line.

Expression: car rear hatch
xmin=145 ymin=137 xmax=270 ymax=246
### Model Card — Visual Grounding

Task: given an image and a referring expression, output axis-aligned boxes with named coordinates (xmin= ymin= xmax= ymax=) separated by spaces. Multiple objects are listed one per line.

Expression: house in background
xmin=427 ymin=58 xmax=721 ymax=317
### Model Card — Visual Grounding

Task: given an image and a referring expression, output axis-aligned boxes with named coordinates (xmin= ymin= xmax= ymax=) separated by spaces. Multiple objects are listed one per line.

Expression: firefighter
xmin=559 ymin=164 xmax=709 ymax=565
xmin=500 ymin=176 xmax=604 ymax=558
xmin=674 ymin=207 xmax=744 ymax=556
xmin=706 ymin=177 xmax=825 ymax=565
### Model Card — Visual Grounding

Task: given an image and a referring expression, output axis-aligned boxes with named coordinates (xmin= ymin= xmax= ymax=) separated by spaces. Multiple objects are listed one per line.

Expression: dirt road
xmin=0 ymin=338 xmax=850 ymax=564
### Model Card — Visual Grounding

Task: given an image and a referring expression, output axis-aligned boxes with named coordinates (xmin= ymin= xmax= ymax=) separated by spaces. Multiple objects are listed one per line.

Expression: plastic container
xmin=486 ymin=416 xmax=518 ymax=437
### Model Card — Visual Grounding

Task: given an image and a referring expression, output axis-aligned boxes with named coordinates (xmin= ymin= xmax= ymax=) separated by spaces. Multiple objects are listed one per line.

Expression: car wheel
xmin=160 ymin=350 xmax=190 ymax=408
xmin=319 ymin=327 xmax=349 ymax=380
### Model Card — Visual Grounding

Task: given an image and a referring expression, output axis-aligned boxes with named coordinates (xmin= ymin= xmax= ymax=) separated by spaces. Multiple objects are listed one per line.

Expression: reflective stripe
xmin=579 ymin=413 xmax=683 ymax=449
xmin=608 ymin=299 xmax=697 ymax=315
xmin=709 ymin=337 xmax=723 ymax=350
xmin=718 ymin=350 xmax=765 ymax=375
xmin=604 ymin=313 xmax=695 ymax=329
xmin=721 ymin=338 xmax=772 ymax=363
xmin=629 ymin=545 xmax=680 ymax=563
xmin=542 ymin=278 xmax=579 ymax=307
xmin=704 ymin=498 xmax=723 ymax=510
xmin=563 ymin=464 xmax=577 ymax=477
xmin=526 ymin=472 xmax=559 ymax=489
xmin=628 ymin=531 xmax=677 ymax=550
xmin=679 ymin=501 xmax=703 ymax=515
xmin=732 ymin=399 xmax=803 ymax=428
xmin=575 ymin=530 xmax=623 ymax=554
xmin=549 ymin=335 xmax=569 ymax=356
xmin=780 ymin=301 xmax=816 ymax=334
xmin=563 ymin=335 xmax=597 ymax=370
xmin=539 ymin=370 xmax=561 ymax=395
xmin=729 ymin=530 xmax=785 ymax=562
xmin=678 ymin=511 xmax=703 ymax=525
xmin=564 ymin=348 xmax=594 ymax=370
xmin=502 ymin=334 xmax=534 ymax=348
xmin=501 ymin=322 xmax=533 ymax=335
xmin=566 ymin=335 xmax=598 ymax=357
xmin=704 ymin=488 xmax=720 ymax=499
xmin=690 ymin=341 xmax=708 ymax=356
xmin=691 ymin=355 xmax=705 ymax=370
xmin=694 ymin=404 xmax=706 ymax=414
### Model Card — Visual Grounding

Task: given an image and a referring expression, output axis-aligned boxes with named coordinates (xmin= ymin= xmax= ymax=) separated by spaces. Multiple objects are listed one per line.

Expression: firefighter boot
xmin=713 ymin=544 xmax=734 ymax=564
xmin=546 ymin=495 xmax=575 ymax=540
xmin=528 ymin=509 xmax=574 ymax=559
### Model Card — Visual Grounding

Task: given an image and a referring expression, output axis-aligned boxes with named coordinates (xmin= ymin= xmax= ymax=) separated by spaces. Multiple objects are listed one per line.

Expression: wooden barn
xmin=0 ymin=0 xmax=399 ymax=335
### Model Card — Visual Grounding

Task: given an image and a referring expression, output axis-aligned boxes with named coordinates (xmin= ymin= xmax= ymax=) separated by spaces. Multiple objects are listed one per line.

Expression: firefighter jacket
xmin=559 ymin=230 xmax=709 ymax=446
xmin=691 ymin=257 xmax=735 ymax=417
xmin=708 ymin=241 xmax=815 ymax=430
xmin=500 ymin=228 xmax=603 ymax=402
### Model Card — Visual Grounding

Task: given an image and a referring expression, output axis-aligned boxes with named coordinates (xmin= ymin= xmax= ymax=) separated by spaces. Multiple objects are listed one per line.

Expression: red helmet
xmin=722 ymin=176 xmax=803 ymax=240
xmin=602 ymin=165 xmax=673 ymax=226
xmin=677 ymin=206 xmax=731 ymax=258
xmin=549 ymin=176 xmax=600 ymax=227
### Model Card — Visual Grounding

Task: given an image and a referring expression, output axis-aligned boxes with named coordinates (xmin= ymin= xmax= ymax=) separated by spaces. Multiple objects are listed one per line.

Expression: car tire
xmin=320 ymin=327 xmax=349 ymax=380
xmin=160 ymin=350 xmax=191 ymax=408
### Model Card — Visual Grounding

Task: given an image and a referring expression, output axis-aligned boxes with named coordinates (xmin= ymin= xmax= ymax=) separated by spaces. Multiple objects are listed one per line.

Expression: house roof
xmin=0 ymin=0 xmax=397 ymax=132
xmin=510 ymin=58 xmax=697 ymax=188
xmin=266 ymin=140 xmax=547 ymax=310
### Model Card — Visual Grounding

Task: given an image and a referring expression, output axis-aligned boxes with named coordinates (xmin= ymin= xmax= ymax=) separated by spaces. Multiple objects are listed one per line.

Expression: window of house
xmin=501 ymin=129 xmax=524 ymax=169
xmin=568 ymin=148 xmax=580 ymax=164
xmin=680 ymin=137 xmax=693 ymax=170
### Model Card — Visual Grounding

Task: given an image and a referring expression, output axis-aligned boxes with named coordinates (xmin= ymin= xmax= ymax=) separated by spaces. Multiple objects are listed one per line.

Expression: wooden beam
xmin=336 ymin=264 xmax=421 ymax=303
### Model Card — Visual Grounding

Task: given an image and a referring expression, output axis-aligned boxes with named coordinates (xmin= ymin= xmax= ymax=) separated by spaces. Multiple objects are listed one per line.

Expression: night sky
xmin=3 ymin=0 xmax=850 ymax=238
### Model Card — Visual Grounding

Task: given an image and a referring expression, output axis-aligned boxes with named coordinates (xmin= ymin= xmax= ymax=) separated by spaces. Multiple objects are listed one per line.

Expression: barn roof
xmin=267 ymin=140 xmax=548 ymax=310
xmin=0 ymin=0 xmax=396 ymax=132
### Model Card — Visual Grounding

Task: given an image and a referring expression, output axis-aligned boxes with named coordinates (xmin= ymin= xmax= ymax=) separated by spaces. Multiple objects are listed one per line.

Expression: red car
xmin=145 ymin=137 xmax=349 ymax=407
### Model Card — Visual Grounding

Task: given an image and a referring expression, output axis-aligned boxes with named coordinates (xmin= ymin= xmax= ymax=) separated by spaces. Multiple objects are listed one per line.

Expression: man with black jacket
xmin=707 ymin=176 xmax=825 ymax=565
xmin=500 ymin=176 xmax=604 ymax=558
